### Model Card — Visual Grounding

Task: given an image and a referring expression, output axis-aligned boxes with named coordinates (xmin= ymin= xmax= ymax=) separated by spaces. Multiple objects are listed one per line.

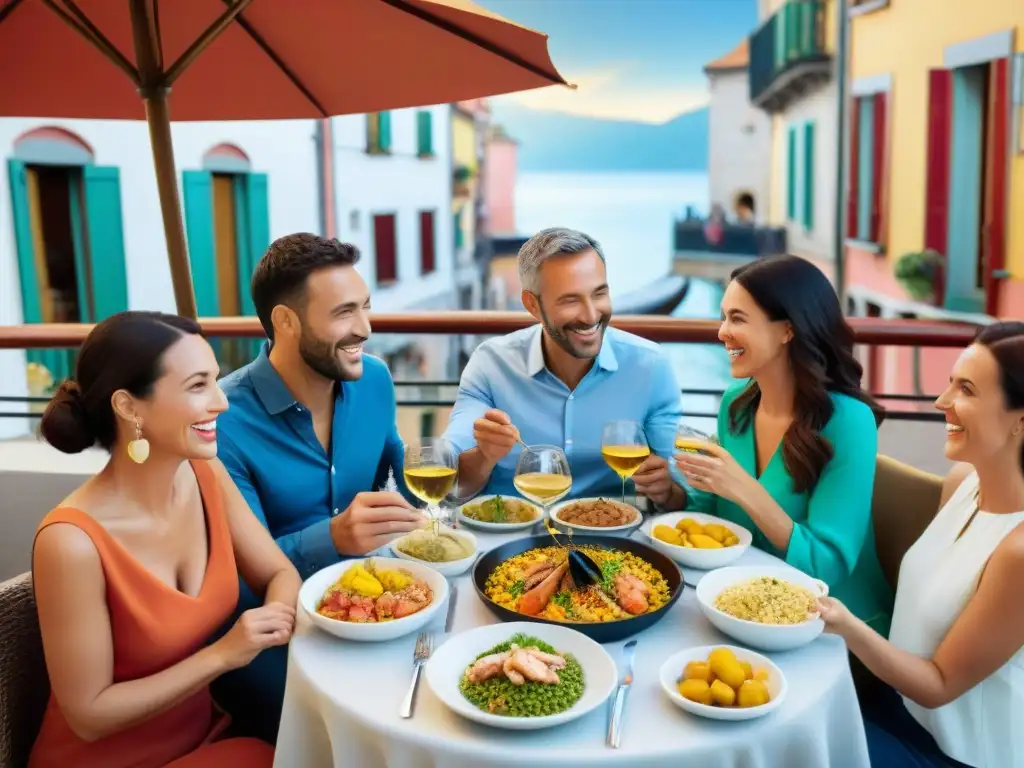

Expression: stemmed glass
xmin=513 ymin=445 xmax=572 ymax=525
xmin=403 ymin=438 xmax=459 ymax=533
xmin=601 ymin=420 xmax=650 ymax=503
xmin=675 ymin=423 xmax=718 ymax=456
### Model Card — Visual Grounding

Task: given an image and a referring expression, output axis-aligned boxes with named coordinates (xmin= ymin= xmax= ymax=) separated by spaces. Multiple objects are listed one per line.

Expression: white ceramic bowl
xmin=548 ymin=497 xmax=643 ymax=538
xmin=642 ymin=512 xmax=752 ymax=569
xmin=424 ymin=621 xmax=617 ymax=730
xmin=390 ymin=527 xmax=478 ymax=577
xmin=457 ymin=494 xmax=543 ymax=532
xmin=695 ymin=566 xmax=828 ymax=652
xmin=659 ymin=644 xmax=787 ymax=721
xmin=299 ymin=557 xmax=448 ymax=642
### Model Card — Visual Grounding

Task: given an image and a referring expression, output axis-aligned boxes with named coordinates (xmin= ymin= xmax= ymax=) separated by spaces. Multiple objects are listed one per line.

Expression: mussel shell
xmin=566 ymin=549 xmax=603 ymax=587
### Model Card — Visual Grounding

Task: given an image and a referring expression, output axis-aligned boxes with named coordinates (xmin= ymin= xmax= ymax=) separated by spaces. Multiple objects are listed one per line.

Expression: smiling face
xmin=117 ymin=333 xmax=227 ymax=460
xmin=277 ymin=264 xmax=372 ymax=382
xmin=935 ymin=343 xmax=1024 ymax=466
xmin=522 ymin=249 xmax=611 ymax=360
xmin=718 ymin=280 xmax=792 ymax=379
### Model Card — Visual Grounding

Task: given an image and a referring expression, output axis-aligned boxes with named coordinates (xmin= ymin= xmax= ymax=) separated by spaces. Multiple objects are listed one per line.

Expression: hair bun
xmin=39 ymin=380 xmax=95 ymax=454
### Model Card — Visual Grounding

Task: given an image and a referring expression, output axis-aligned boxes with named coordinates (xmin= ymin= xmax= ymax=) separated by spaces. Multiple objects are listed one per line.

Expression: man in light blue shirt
xmin=444 ymin=227 xmax=686 ymax=508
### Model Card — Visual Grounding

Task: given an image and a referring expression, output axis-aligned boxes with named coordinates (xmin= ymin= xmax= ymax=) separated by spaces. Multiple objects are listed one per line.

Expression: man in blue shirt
xmin=444 ymin=227 xmax=687 ymax=509
xmin=212 ymin=233 xmax=426 ymax=742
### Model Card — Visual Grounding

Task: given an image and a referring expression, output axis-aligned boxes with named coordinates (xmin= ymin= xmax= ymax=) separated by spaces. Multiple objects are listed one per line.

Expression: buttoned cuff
xmin=297 ymin=518 xmax=339 ymax=578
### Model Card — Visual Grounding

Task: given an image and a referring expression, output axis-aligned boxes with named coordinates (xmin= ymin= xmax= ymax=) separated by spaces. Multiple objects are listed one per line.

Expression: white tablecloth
xmin=275 ymin=527 xmax=871 ymax=768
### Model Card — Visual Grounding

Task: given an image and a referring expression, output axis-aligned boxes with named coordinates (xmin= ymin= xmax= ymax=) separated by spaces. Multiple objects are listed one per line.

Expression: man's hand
xmin=472 ymin=409 xmax=519 ymax=466
xmin=632 ymin=454 xmax=681 ymax=508
xmin=330 ymin=491 xmax=427 ymax=556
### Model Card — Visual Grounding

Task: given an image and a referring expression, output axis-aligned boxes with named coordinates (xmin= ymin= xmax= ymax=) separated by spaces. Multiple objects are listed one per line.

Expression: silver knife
xmin=607 ymin=639 xmax=637 ymax=748
xmin=444 ymin=586 xmax=458 ymax=633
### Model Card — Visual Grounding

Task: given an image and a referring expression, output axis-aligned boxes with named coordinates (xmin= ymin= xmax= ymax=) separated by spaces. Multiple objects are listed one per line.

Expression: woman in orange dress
xmin=29 ymin=311 xmax=301 ymax=768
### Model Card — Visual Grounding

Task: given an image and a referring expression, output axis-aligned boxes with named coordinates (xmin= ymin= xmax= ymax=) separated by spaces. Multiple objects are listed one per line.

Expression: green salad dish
xmin=458 ymin=494 xmax=541 ymax=531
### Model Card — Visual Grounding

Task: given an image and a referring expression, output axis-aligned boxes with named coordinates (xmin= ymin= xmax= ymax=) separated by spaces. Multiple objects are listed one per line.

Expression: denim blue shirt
xmin=217 ymin=345 xmax=406 ymax=580
xmin=442 ymin=325 xmax=684 ymax=498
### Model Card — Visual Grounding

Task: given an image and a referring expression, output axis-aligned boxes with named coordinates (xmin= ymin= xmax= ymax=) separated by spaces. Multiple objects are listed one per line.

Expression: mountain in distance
xmin=488 ymin=102 xmax=708 ymax=173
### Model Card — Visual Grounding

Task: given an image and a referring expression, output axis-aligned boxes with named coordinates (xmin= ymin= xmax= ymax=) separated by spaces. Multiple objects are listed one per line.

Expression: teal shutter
xmin=235 ymin=173 xmax=269 ymax=317
xmin=787 ymin=127 xmax=797 ymax=220
xmin=181 ymin=170 xmax=219 ymax=316
xmin=803 ymin=122 xmax=815 ymax=231
xmin=67 ymin=178 xmax=92 ymax=321
xmin=82 ymin=166 xmax=128 ymax=320
xmin=417 ymin=111 xmax=433 ymax=156
xmin=454 ymin=208 xmax=464 ymax=250
xmin=379 ymin=112 xmax=392 ymax=153
xmin=7 ymin=159 xmax=43 ymax=323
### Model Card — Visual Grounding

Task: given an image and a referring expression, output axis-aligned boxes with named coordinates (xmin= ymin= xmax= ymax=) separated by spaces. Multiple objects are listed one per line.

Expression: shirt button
xmin=331 ymin=466 xmax=336 ymax=475
xmin=333 ymin=508 xmax=340 ymax=516
xmin=568 ymin=395 xmax=574 ymax=401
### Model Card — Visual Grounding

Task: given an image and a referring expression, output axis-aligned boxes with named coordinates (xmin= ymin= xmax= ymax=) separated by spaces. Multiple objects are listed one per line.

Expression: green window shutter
xmin=787 ymin=127 xmax=797 ymax=220
xmin=7 ymin=159 xmax=43 ymax=323
xmin=417 ymin=111 xmax=433 ymax=156
xmin=182 ymin=170 xmax=219 ymax=316
xmin=67 ymin=178 xmax=92 ymax=321
xmin=235 ymin=172 xmax=269 ymax=317
xmin=379 ymin=111 xmax=392 ymax=153
xmin=803 ymin=122 xmax=815 ymax=231
xmin=82 ymin=166 xmax=129 ymax=320
xmin=453 ymin=208 xmax=464 ymax=250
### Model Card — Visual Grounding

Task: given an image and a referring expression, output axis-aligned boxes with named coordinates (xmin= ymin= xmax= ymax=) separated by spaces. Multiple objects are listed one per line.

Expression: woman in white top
xmin=819 ymin=321 xmax=1024 ymax=768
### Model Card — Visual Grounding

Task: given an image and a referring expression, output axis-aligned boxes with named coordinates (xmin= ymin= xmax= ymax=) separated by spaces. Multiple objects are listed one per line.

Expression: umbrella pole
xmin=129 ymin=0 xmax=198 ymax=320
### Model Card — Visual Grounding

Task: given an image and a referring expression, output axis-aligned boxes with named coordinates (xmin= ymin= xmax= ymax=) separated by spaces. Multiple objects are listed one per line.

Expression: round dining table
xmin=273 ymin=522 xmax=872 ymax=768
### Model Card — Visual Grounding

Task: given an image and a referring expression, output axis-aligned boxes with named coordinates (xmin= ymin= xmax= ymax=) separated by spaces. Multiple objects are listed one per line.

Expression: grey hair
xmin=517 ymin=227 xmax=605 ymax=294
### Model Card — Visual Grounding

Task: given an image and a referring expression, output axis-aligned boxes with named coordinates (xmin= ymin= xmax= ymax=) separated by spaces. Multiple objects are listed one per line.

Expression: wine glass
xmin=513 ymin=445 xmax=572 ymax=526
xmin=601 ymin=420 xmax=650 ymax=503
xmin=403 ymin=438 xmax=459 ymax=533
xmin=675 ymin=423 xmax=717 ymax=456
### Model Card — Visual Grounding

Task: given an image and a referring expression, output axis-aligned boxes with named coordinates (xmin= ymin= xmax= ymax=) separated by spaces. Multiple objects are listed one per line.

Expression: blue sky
xmin=478 ymin=0 xmax=759 ymax=123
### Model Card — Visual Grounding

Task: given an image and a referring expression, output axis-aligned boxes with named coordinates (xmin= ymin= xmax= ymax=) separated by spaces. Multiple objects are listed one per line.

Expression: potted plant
xmin=453 ymin=164 xmax=474 ymax=196
xmin=893 ymin=249 xmax=943 ymax=303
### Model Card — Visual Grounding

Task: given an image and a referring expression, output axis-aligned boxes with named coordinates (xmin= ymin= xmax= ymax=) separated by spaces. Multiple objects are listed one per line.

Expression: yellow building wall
xmin=452 ymin=113 xmax=476 ymax=169
xmin=851 ymin=1 xmax=1024 ymax=278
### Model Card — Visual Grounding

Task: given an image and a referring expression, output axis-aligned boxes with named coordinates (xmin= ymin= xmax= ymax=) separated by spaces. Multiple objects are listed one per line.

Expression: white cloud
xmin=503 ymin=65 xmax=709 ymax=124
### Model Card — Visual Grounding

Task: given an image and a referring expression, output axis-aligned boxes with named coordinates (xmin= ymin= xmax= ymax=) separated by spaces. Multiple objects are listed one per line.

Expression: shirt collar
xmin=251 ymin=343 xmax=299 ymax=415
xmin=525 ymin=324 xmax=619 ymax=377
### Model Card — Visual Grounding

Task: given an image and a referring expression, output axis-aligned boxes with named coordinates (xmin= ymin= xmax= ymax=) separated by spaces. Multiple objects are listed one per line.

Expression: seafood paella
xmin=483 ymin=545 xmax=671 ymax=623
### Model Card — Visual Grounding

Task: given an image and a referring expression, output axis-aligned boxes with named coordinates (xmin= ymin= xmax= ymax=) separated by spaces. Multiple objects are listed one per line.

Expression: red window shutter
xmin=924 ymin=68 xmax=953 ymax=306
xmin=373 ymin=213 xmax=397 ymax=283
xmin=419 ymin=211 xmax=436 ymax=275
xmin=870 ymin=93 xmax=887 ymax=244
xmin=847 ymin=97 xmax=861 ymax=239
xmin=984 ymin=58 xmax=1009 ymax=316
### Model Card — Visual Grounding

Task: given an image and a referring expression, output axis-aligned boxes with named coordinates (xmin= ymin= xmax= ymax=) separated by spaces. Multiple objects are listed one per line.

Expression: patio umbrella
xmin=0 ymin=0 xmax=570 ymax=318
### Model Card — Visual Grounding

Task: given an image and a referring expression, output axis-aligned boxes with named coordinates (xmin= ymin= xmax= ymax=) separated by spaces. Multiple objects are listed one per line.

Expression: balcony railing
xmin=749 ymin=0 xmax=831 ymax=112
xmin=674 ymin=221 xmax=787 ymax=257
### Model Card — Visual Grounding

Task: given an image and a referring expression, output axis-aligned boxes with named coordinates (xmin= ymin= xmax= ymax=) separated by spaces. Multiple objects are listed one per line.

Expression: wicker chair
xmin=872 ymin=455 xmax=944 ymax=591
xmin=0 ymin=573 xmax=49 ymax=768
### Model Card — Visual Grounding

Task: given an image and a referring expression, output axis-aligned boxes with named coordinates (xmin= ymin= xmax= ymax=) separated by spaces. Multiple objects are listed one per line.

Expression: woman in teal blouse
xmin=675 ymin=256 xmax=892 ymax=634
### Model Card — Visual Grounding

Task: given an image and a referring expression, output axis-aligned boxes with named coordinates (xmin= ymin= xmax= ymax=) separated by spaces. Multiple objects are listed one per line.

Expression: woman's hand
xmin=674 ymin=442 xmax=755 ymax=504
xmin=817 ymin=597 xmax=856 ymax=638
xmin=212 ymin=602 xmax=296 ymax=671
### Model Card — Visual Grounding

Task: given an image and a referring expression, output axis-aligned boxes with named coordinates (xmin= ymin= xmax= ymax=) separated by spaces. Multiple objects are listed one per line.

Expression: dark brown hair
xmin=727 ymin=256 xmax=884 ymax=493
xmin=974 ymin=321 xmax=1024 ymax=474
xmin=40 ymin=312 xmax=202 ymax=453
xmin=251 ymin=233 xmax=360 ymax=340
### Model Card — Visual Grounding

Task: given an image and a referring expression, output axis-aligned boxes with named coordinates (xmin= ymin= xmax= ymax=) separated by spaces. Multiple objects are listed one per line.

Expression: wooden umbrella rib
xmin=380 ymin=0 xmax=569 ymax=87
xmin=222 ymin=0 xmax=328 ymax=116
xmin=164 ymin=0 xmax=256 ymax=86
xmin=41 ymin=0 xmax=140 ymax=84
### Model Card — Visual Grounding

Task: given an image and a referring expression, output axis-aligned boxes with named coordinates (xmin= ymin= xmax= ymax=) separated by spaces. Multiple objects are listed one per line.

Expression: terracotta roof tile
xmin=704 ymin=39 xmax=749 ymax=72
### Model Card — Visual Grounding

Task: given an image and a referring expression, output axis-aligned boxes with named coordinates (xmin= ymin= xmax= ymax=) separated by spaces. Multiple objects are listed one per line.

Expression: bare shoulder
xmin=33 ymin=522 xmax=102 ymax=574
xmin=940 ymin=462 xmax=975 ymax=507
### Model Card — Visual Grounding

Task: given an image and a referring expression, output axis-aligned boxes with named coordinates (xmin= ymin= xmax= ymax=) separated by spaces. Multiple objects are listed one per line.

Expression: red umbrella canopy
xmin=0 ymin=0 xmax=569 ymax=120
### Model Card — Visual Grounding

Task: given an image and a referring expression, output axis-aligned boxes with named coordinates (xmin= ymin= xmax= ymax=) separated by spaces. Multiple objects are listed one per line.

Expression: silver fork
xmin=400 ymin=631 xmax=433 ymax=718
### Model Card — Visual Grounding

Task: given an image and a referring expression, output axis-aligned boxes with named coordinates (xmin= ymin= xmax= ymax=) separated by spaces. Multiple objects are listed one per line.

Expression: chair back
xmin=872 ymin=455 xmax=943 ymax=591
xmin=0 ymin=573 xmax=49 ymax=768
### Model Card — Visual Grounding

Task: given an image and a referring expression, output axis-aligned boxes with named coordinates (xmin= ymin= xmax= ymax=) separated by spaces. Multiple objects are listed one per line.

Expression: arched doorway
xmin=8 ymin=127 xmax=128 ymax=390
xmin=181 ymin=144 xmax=269 ymax=371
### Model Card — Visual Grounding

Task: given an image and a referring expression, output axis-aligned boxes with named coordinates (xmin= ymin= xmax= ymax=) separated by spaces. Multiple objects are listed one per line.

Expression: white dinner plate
xmin=424 ymin=621 xmax=617 ymax=730
xmin=457 ymin=494 xmax=544 ymax=532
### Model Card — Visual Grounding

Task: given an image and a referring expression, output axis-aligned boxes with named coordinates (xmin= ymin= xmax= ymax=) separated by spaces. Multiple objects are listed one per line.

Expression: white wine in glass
xmin=513 ymin=445 xmax=572 ymax=516
xmin=675 ymin=424 xmax=717 ymax=455
xmin=403 ymin=438 xmax=458 ymax=532
xmin=601 ymin=420 xmax=650 ymax=503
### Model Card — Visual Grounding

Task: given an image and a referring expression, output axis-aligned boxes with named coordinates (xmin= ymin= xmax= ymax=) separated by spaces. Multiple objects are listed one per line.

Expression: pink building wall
xmin=485 ymin=133 xmax=517 ymax=235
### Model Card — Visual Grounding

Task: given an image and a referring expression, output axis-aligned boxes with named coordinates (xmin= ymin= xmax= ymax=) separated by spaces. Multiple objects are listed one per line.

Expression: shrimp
xmin=614 ymin=573 xmax=650 ymax=615
xmin=518 ymin=562 xmax=569 ymax=616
